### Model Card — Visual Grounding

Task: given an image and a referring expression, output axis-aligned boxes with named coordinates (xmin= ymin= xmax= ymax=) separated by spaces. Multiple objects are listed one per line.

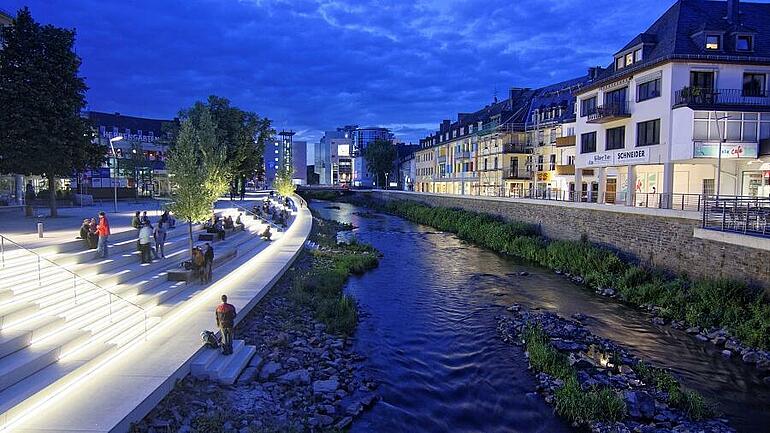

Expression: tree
xmin=0 ymin=8 xmax=103 ymax=216
xmin=273 ymin=166 xmax=296 ymax=197
xmin=166 ymin=108 xmax=228 ymax=259
xmin=362 ymin=139 xmax=397 ymax=189
xmin=180 ymin=96 xmax=273 ymax=193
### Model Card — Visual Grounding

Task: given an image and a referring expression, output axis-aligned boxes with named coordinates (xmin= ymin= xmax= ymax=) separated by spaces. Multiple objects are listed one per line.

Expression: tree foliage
xmin=177 ymin=96 xmax=273 ymax=187
xmin=0 ymin=7 xmax=103 ymax=215
xmin=273 ymin=166 xmax=296 ymax=197
xmin=362 ymin=139 xmax=396 ymax=188
xmin=166 ymin=108 xmax=228 ymax=257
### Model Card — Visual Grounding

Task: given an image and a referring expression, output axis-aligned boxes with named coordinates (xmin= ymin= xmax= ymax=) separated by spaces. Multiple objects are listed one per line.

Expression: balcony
xmin=456 ymin=150 xmax=472 ymax=159
xmin=556 ymin=164 xmax=575 ymax=175
xmin=501 ymin=143 xmax=529 ymax=154
xmin=673 ymin=87 xmax=770 ymax=110
xmin=555 ymin=135 xmax=576 ymax=147
xmin=502 ymin=168 xmax=532 ymax=180
xmin=586 ymin=101 xmax=631 ymax=124
xmin=437 ymin=155 xmax=447 ymax=163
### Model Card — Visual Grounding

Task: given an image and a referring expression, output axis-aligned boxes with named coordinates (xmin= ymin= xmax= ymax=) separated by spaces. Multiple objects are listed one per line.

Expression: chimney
xmin=587 ymin=66 xmax=604 ymax=80
xmin=508 ymin=87 xmax=531 ymax=101
xmin=727 ymin=0 xmax=740 ymax=23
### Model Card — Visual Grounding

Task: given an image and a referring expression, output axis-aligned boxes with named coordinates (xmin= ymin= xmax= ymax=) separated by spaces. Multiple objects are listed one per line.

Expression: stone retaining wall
xmin=364 ymin=191 xmax=770 ymax=289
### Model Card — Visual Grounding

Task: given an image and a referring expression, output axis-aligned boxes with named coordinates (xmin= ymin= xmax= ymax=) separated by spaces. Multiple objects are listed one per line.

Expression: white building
xmin=574 ymin=0 xmax=770 ymax=208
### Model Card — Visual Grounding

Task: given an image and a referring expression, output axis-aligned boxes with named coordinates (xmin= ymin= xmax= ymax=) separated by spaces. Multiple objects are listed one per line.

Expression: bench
xmin=167 ymin=247 xmax=238 ymax=282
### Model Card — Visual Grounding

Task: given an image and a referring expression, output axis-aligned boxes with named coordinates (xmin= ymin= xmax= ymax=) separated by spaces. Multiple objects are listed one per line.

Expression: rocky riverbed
xmin=131 ymin=249 xmax=379 ymax=433
xmin=498 ymin=305 xmax=735 ymax=433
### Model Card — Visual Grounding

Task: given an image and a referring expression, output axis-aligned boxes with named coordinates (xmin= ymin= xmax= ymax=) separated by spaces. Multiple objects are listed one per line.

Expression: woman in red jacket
xmin=95 ymin=211 xmax=110 ymax=258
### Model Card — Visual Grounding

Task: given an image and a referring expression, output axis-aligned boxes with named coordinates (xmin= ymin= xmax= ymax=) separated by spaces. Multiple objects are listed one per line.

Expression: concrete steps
xmin=0 ymin=202 xmax=280 ymax=428
xmin=191 ymin=340 xmax=256 ymax=385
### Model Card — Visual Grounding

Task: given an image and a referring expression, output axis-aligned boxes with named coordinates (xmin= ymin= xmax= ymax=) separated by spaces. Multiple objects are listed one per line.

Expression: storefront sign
xmin=537 ymin=172 xmax=551 ymax=181
xmin=586 ymin=148 xmax=649 ymax=167
xmin=693 ymin=142 xmax=758 ymax=159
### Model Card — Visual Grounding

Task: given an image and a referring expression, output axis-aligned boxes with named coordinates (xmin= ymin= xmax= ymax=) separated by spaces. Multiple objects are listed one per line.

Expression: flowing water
xmin=311 ymin=201 xmax=770 ymax=433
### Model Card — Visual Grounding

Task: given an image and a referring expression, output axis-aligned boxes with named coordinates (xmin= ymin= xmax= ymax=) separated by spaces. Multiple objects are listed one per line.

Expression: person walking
xmin=154 ymin=219 xmax=167 ymax=259
xmin=95 ymin=212 xmax=110 ymax=258
xmin=215 ymin=295 xmax=236 ymax=355
xmin=138 ymin=221 xmax=153 ymax=264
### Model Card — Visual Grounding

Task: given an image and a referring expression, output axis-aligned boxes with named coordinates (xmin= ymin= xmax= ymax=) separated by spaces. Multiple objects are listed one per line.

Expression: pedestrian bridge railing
xmin=701 ymin=196 xmax=770 ymax=238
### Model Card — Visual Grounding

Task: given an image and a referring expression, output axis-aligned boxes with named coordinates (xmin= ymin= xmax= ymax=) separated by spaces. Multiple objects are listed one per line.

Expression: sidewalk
xmin=4 ymin=194 xmax=312 ymax=433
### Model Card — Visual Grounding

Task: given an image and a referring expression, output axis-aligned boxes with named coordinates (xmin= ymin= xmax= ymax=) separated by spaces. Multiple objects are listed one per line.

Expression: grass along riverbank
xmin=301 ymin=192 xmax=770 ymax=358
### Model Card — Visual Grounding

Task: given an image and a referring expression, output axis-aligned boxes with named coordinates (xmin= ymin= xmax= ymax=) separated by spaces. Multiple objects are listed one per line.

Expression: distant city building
xmin=316 ymin=125 xmax=356 ymax=186
xmin=292 ymin=140 xmax=308 ymax=185
xmin=83 ymin=111 xmax=176 ymax=198
xmin=351 ymin=126 xmax=394 ymax=187
xmin=265 ymin=130 xmax=295 ymax=187
xmin=0 ymin=8 xmax=12 ymax=26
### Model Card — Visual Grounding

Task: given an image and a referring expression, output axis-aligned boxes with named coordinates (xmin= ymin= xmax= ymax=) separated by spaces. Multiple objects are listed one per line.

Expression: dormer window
xmin=705 ymin=34 xmax=720 ymax=50
xmin=616 ymin=57 xmax=624 ymax=70
xmin=736 ymin=35 xmax=753 ymax=51
xmin=634 ymin=49 xmax=642 ymax=62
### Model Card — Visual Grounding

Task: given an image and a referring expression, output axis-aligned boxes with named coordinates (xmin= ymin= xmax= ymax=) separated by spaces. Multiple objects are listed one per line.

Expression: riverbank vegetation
xmin=289 ymin=217 xmax=379 ymax=336
xmin=302 ymin=192 xmax=770 ymax=351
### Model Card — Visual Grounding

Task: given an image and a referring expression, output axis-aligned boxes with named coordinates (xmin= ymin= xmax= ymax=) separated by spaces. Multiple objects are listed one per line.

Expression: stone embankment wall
xmin=364 ymin=191 xmax=770 ymax=289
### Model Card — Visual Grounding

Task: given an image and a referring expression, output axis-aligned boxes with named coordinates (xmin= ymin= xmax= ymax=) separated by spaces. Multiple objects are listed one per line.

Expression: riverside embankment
xmin=311 ymin=200 xmax=770 ymax=433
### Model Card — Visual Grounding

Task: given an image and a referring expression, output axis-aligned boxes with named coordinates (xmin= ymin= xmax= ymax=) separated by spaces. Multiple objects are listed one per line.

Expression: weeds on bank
xmin=289 ymin=218 xmax=379 ymax=336
xmin=364 ymin=199 xmax=770 ymax=350
xmin=635 ymin=361 xmax=715 ymax=420
xmin=522 ymin=325 xmax=626 ymax=424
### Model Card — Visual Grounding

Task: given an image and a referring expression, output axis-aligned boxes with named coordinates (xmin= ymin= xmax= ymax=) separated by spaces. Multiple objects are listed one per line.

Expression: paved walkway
xmin=5 ymin=195 xmax=312 ymax=433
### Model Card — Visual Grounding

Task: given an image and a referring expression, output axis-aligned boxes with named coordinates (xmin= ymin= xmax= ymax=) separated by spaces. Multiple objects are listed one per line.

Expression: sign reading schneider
xmin=587 ymin=148 xmax=649 ymax=167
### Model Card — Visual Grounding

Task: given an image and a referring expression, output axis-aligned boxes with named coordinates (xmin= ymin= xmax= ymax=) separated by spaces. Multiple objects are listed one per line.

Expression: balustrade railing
xmin=702 ymin=196 xmax=770 ymax=238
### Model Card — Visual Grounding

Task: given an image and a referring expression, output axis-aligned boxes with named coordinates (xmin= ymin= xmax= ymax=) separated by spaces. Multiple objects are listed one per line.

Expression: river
xmin=311 ymin=200 xmax=769 ymax=433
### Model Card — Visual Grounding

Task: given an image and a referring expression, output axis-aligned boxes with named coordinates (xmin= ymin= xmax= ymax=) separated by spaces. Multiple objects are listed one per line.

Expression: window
xmin=637 ymin=119 xmax=660 ymax=146
xmin=625 ymin=53 xmax=633 ymax=66
xmin=634 ymin=49 xmax=642 ymax=62
xmin=606 ymin=126 xmax=625 ymax=150
xmin=736 ymin=35 xmax=753 ymax=51
xmin=537 ymin=155 xmax=543 ymax=172
xmin=580 ymin=96 xmax=597 ymax=117
xmin=581 ymin=132 xmax=597 ymax=153
xmin=743 ymin=73 xmax=766 ymax=97
xmin=616 ymin=57 xmax=624 ymax=70
xmin=549 ymin=154 xmax=556 ymax=171
xmin=690 ymin=71 xmax=714 ymax=90
xmin=706 ymin=34 xmax=720 ymax=50
xmin=494 ymin=157 xmax=498 ymax=170
xmin=637 ymin=78 xmax=661 ymax=102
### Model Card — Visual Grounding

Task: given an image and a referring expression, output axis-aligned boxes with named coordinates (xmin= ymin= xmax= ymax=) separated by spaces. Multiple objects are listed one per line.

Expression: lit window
xmin=706 ymin=35 xmax=720 ymax=50
xmin=634 ymin=49 xmax=642 ymax=62
xmin=625 ymin=53 xmax=634 ymax=66
xmin=737 ymin=35 xmax=753 ymax=51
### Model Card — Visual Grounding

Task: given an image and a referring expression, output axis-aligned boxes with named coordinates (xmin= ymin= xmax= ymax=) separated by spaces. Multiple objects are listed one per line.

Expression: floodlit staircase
xmin=191 ymin=340 xmax=256 ymax=385
xmin=0 ymin=201 xmax=287 ymax=428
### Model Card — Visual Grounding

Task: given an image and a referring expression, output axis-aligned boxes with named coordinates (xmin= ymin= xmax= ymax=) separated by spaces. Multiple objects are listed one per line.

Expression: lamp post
xmin=108 ymin=136 xmax=123 ymax=213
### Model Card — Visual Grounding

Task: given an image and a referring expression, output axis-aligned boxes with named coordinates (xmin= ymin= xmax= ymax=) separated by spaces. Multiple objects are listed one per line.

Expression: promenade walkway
xmin=0 ymin=194 xmax=312 ymax=433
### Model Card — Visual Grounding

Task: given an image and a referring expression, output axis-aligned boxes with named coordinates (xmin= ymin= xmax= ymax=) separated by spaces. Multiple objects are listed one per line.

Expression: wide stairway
xmin=0 ymin=201 xmax=283 ymax=428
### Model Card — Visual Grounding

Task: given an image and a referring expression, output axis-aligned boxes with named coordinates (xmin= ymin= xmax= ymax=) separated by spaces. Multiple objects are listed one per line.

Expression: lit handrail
xmin=0 ymin=233 xmax=148 ymax=339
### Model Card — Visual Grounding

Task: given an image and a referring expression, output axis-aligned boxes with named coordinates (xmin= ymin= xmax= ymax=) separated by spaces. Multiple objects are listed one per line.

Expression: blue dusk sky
xmin=5 ymin=0 xmax=766 ymax=145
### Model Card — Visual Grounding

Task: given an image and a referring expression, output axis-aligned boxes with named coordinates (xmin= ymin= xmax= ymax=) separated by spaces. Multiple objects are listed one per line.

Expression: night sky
xmin=4 ymin=0 xmax=753 ymax=144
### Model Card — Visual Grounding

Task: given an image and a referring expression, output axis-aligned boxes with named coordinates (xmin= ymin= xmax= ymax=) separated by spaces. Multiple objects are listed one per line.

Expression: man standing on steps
xmin=95 ymin=211 xmax=110 ymax=258
xmin=216 ymin=295 xmax=237 ymax=355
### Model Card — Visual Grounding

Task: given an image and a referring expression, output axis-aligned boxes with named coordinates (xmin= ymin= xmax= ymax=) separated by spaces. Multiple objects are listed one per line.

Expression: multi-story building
xmin=84 ymin=111 xmax=176 ymax=198
xmin=524 ymin=76 xmax=590 ymax=199
xmin=574 ymin=0 xmax=770 ymax=207
xmin=0 ymin=9 xmax=17 ymax=204
xmin=265 ymin=130 xmax=295 ymax=187
xmin=292 ymin=140 xmax=308 ymax=185
xmin=316 ymin=126 xmax=356 ymax=186
xmin=351 ymin=126 xmax=394 ymax=187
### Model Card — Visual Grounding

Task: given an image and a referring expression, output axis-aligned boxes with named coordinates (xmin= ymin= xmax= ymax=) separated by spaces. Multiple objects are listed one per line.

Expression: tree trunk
xmin=47 ymin=173 xmax=58 ymax=217
xmin=188 ymin=220 xmax=194 ymax=261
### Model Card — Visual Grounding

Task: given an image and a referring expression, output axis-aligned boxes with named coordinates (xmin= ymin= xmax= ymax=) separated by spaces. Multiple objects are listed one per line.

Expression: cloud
xmin=5 ymin=0 xmax=697 ymax=143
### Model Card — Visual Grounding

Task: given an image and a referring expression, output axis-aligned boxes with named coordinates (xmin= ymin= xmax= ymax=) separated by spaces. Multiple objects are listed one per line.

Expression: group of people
xmin=205 ymin=214 xmax=228 ymax=241
xmin=191 ymin=242 xmax=215 ymax=283
xmin=78 ymin=212 xmax=111 ymax=258
xmin=133 ymin=210 xmax=175 ymax=264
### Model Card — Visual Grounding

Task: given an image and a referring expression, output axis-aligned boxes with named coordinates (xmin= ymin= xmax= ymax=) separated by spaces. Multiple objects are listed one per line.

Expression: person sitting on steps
xmin=79 ymin=219 xmax=91 ymax=248
xmin=260 ymin=225 xmax=272 ymax=241
xmin=224 ymin=215 xmax=234 ymax=230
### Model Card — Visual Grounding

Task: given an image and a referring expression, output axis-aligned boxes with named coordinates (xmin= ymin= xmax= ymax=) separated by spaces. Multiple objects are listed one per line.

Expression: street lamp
xmin=108 ymin=136 xmax=123 ymax=213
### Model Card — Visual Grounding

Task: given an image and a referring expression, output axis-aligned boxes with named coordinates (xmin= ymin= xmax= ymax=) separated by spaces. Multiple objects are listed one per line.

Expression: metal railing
xmin=0 ymin=234 xmax=148 ymax=338
xmin=587 ymin=101 xmax=631 ymax=123
xmin=673 ymin=87 xmax=770 ymax=108
xmin=503 ymin=189 xmax=705 ymax=211
xmin=702 ymin=196 xmax=770 ymax=238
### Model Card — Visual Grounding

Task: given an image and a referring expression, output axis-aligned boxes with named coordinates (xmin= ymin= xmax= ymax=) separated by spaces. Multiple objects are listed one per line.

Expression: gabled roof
xmin=586 ymin=0 xmax=770 ymax=91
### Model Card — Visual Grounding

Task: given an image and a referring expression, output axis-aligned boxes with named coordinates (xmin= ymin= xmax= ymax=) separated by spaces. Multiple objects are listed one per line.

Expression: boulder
xmin=278 ymin=369 xmax=311 ymax=385
xmin=259 ymin=361 xmax=282 ymax=380
xmin=313 ymin=378 xmax=340 ymax=394
xmin=742 ymin=352 xmax=760 ymax=364
xmin=624 ymin=390 xmax=655 ymax=419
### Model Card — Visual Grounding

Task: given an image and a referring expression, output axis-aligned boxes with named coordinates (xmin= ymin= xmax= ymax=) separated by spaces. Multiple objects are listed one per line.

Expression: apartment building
xmin=574 ymin=0 xmax=770 ymax=206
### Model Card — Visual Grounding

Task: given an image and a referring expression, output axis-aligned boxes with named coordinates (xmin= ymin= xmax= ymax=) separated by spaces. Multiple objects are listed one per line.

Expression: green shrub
xmin=635 ymin=361 xmax=715 ymax=420
xmin=523 ymin=325 xmax=573 ymax=380
xmin=554 ymin=376 xmax=626 ymax=424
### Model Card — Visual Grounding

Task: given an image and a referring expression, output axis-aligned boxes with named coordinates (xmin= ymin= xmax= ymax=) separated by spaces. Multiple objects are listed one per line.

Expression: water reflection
xmin=311 ymin=200 xmax=768 ymax=433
